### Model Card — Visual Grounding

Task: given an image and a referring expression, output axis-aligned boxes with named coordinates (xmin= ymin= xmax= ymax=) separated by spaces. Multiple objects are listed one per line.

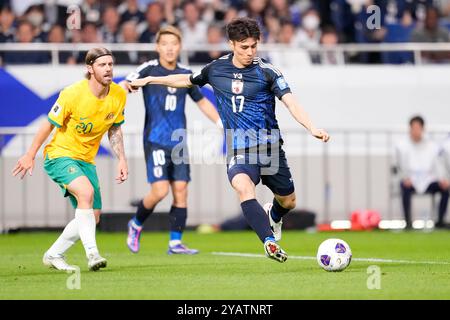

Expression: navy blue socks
xmin=134 ymin=200 xmax=154 ymax=226
xmin=169 ymin=206 xmax=187 ymax=233
xmin=241 ymin=199 xmax=273 ymax=242
xmin=271 ymin=198 xmax=291 ymax=223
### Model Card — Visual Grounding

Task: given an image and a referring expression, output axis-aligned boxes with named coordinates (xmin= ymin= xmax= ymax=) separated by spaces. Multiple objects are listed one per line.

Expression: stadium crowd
xmin=1 ymin=0 xmax=450 ymax=65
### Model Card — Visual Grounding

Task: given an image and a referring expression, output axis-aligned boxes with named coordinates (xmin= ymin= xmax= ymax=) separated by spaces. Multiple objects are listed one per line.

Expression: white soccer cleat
xmin=42 ymin=252 xmax=77 ymax=272
xmin=87 ymin=253 xmax=107 ymax=271
xmin=263 ymin=202 xmax=282 ymax=241
xmin=264 ymin=239 xmax=288 ymax=263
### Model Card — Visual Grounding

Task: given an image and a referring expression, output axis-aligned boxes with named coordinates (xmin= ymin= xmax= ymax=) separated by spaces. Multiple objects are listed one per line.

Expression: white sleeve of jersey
xmin=125 ymin=59 xmax=158 ymax=81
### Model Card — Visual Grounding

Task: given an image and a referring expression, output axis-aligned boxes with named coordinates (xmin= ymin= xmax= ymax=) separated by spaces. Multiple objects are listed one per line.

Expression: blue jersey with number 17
xmin=190 ymin=53 xmax=291 ymax=151
xmin=126 ymin=59 xmax=204 ymax=148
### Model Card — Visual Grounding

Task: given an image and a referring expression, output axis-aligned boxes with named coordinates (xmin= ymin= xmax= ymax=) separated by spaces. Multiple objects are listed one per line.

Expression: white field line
xmin=212 ymin=252 xmax=450 ymax=265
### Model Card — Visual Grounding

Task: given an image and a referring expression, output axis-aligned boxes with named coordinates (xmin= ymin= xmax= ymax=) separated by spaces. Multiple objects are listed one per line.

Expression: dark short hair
xmin=226 ymin=17 xmax=260 ymax=42
xmin=409 ymin=115 xmax=425 ymax=127
xmin=146 ymin=1 xmax=163 ymax=13
xmin=0 ymin=4 xmax=13 ymax=13
xmin=16 ymin=19 xmax=34 ymax=31
xmin=322 ymin=25 xmax=338 ymax=35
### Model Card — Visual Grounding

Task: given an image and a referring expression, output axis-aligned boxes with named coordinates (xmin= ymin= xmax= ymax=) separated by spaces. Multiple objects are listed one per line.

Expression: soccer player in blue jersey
xmin=120 ymin=26 xmax=221 ymax=255
xmin=129 ymin=18 xmax=330 ymax=263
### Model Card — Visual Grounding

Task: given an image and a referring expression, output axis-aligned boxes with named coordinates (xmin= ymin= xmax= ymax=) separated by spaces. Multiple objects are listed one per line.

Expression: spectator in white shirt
xmin=394 ymin=115 xmax=449 ymax=229
xmin=178 ymin=0 xmax=208 ymax=47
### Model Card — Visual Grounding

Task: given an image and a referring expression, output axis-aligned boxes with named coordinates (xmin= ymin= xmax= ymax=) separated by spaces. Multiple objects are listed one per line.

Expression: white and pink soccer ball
xmin=317 ymin=238 xmax=352 ymax=272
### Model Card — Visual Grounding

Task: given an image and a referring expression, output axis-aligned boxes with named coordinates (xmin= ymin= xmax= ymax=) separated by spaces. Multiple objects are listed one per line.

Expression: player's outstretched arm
xmin=281 ymin=93 xmax=330 ymax=142
xmin=129 ymin=74 xmax=192 ymax=89
xmin=108 ymin=125 xmax=128 ymax=184
xmin=196 ymin=98 xmax=222 ymax=128
xmin=119 ymin=80 xmax=139 ymax=93
xmin=12 ymin=120 xmax=55 ymax=179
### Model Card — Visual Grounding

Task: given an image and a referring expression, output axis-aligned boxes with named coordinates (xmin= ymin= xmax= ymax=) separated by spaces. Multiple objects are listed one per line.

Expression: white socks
xmin=75 ymin=208 xmax=99 ymax=257
xmin=46 ymin=218 xmax=79 ymax=257
xmin=46 ymin=208 xmax=99 ymax=258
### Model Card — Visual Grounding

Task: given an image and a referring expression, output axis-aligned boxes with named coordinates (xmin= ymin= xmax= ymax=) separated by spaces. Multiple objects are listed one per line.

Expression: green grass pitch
xmin=1 ymin=230 xmax=449 ymax=299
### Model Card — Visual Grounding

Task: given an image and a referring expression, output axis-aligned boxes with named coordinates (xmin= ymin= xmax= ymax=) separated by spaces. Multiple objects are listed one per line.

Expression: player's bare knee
xmin=235 ymin=184 xmax=255 ymax=199
xmin=172 ymin=184 xmax=188 ymax=197
xmin=77 ymin=187 xmax=94 ymax=206
xmin=152 ymin=186 xmax=169 ymax=201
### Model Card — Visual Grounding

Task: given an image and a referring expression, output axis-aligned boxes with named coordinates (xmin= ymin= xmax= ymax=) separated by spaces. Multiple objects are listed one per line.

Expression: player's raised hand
xmin=311 ymin=128 xmax=330 ymax=143
xmin=119 ymin=80 xmax=139 ymax=93
xmin=12 ymin=153 xmax=35 ymax=179
xmin=116 ymin=158 xmax=128 ymax=184
xmin=129 ymin=77 xmax=151 ymax=88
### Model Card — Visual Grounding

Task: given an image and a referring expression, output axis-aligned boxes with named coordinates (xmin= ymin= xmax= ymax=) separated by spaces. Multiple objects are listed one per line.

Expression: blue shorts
xmin=144 ymin=142 xmax=190 ymax=183
xmin=226 ymin=146 xmax=295 ymax=196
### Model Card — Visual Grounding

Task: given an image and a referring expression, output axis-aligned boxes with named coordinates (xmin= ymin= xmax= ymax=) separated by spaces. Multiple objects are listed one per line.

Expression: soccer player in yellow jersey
xmin=12 ymin=47 xmax=128 ymax=271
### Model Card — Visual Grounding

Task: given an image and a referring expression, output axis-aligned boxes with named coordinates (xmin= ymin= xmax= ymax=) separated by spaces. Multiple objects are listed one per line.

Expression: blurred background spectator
xmin=136 ymin=2 xmax=163 ymax=62
xmin=268 ymin=19 xmax=312 ymax=66
xmin=100 ymin=5 xmax=120 ymax=43
xmin=295 ymin=7 xmax=322 ymax=47
xmin=394 ymin=115 xmax=449 ymax=229
xmin=0 ymin=0 xmax=449 ymax=65
xmin=118 ymin=0 xmax=145 ymax=25
xmin=410 ymin=6 xmax=450 ymax=62
xmin=115 ymin=20 xmax=142 ymax=64
xmin=72 ymin=21 xmax=101 ymax=63
xmin=267 ymin=0 xmax=301 ymax=27
xmin=137 ymin=2 xmax=164 ymax=44
xmin=190 ymin=23 xmax=227 ymax=63
xmin=38 ymin=0 xmax=68 ymax=31
xmin=0 ymin=5 xmax=16 ymax=43
xmin=179 ymin=1 xmax=208 ymax=45
xmin=317 ymin=25 xmax=341 ymax=64
xmin=80 ymin=0 xmax=102 ymax=25
xmin=23 ymin=4 xmax=47 ymax=41
xmin=47 ymin=23 xmax=76 ymax=64
xmin=3 ymin=19 xmax=50 ymax=64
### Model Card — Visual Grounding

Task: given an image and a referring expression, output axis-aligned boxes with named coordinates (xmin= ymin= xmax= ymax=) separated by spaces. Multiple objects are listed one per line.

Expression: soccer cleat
xmin=127 ymin=219 xmax=143 ymax=253
xmin=264 ymin=239 xmax=288 ymax=263
xmin=87 ymin=253 xmax=107 ymax=271
xmin=264 ymin=202 xmax=282 ymax=241
xmin=167 ymin=243 xmax=199 ymax=255
xmin=42 ymin=252 xmax=77 ymax=272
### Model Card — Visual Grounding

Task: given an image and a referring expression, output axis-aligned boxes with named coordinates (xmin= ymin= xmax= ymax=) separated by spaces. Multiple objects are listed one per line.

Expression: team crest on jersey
xmin=167 ymin=87 xmax=177 ymax=94
xmin=105 ymin=112 xmax=115 ymax=121
xmin=231 ymin=79 xmax=244 ymax=94
xmin=68 ymin=166 xmax=78 ymax=174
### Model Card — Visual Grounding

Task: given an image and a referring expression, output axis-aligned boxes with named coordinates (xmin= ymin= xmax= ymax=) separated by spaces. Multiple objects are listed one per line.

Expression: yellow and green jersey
xmin=44 ymin=79 xmax=126 ymax=164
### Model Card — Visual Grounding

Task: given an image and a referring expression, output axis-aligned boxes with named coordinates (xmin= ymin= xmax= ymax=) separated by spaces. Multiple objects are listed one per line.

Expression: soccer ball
xmin=317 ymin=238 xmax=352 ymax=272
